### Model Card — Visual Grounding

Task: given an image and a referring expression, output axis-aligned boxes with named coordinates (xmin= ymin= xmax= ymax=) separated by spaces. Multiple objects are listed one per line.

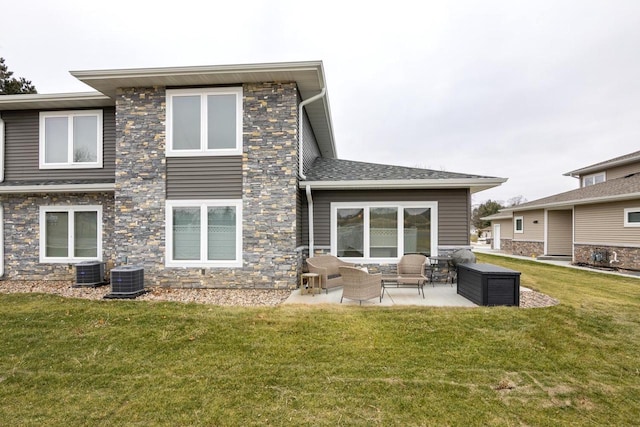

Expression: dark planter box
xmin=457 ymin=263 xmax=520 ymax=306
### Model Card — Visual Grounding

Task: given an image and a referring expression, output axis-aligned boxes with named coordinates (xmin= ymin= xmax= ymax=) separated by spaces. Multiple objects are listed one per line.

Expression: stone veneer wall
xmin=574 ymin=244 xmax=640 ymax=271
xmin=114 ymin=83 xmax=300 ymax=289
xmin=511 ymin=241 xmax=544 ymax=258
xmin=1 ymin=193 xmax=115 ymax=280
xmin=499 ymin=239 xmax=513 ymax=253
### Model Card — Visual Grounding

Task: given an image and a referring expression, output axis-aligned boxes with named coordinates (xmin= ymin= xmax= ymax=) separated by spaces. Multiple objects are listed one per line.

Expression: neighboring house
xmin=0 ymin=61 xmax=506 ymax=288
xmin=484 ymin=150 xmax=640 ymax=270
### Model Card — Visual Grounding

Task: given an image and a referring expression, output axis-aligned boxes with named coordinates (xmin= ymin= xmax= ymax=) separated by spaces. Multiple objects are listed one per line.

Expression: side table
xmin=300 ymin=272 xmax=320 ymax=295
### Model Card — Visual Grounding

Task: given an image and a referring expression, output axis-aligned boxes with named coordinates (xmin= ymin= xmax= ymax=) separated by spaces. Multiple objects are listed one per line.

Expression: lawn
xmin=1 ymin=253 xmax=639 ymax=426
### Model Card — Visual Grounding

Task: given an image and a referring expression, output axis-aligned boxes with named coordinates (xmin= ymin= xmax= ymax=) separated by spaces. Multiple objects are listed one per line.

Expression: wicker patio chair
xmin=339 ymin=266 xmax=383 ymax=305
xmin=397 ymin=254 xmax=428 ymax=297
xmin=306 ymin=255 xmax=354 ymax=293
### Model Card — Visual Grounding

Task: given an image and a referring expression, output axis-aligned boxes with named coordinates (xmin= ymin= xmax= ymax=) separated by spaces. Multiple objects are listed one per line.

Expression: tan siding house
xmin=484 ymin=150 xmax=640 ymax=270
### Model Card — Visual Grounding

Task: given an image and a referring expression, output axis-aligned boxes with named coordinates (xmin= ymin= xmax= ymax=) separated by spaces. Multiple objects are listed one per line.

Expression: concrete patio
xmin=283 ymin=283 xmax=478 ymax=307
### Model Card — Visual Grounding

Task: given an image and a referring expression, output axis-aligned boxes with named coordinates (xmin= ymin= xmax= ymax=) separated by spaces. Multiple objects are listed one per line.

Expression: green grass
xmin=1 ymin=254 xmax=640 ymax=426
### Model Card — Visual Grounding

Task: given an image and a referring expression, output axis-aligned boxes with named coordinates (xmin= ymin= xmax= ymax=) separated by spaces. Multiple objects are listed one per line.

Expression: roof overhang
xmin=0 ymin=183 xmax=115 ymax=194
xmin=71 ymin=60 xmax=337 ymax=158
xmin=504 ymin=191 xmax=640 ymax=211
xmin=0 ymin=92 xmax=114 ymax=111
xmin=300 ymin=178 xmax=507 ymax=192
xmin=564 ymin=154 xmax=640 ymax=178
xmin=481 ymin=213 xmax=513 ymax=221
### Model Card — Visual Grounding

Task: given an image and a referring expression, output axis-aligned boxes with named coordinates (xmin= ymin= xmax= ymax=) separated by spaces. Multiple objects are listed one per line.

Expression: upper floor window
xmin=166 ymin=87 xmax=243 ymax=157
xmin=582 ymin=172 xmax=605 ymax=187
xmin=624 ymin=208 xmax=640 ymax=227
xmin=39 ymin=110 xmax=103 ymax=169
xmin=514 ymin=216 xmax=524 ymax=233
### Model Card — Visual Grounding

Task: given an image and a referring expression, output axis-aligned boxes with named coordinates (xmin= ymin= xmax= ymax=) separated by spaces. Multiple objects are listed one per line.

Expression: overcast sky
xmin=2 ymin=0 xmax=639 ymax=205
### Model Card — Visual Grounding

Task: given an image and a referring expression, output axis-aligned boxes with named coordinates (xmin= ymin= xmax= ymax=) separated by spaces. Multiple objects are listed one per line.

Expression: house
xmin=484 ymin=150 xmax=640 ymax=270
xmin=0 ymin=61 xmax=506 ymax=288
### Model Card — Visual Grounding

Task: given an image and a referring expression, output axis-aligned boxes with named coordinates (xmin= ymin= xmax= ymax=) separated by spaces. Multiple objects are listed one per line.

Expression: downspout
xmin=298 ymin=88 xmax=326 ymax=180
xmin=306 ymin=185 xmax=314 ymax=256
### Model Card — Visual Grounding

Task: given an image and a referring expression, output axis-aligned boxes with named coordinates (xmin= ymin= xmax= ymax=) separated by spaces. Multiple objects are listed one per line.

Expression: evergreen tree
xmin=471 ymin=200 xmax=503 ymax=233
xmin=0 ymin=57 xmax=37 ymax=94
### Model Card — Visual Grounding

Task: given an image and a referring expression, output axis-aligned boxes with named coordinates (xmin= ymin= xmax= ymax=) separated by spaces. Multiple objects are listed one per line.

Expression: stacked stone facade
xmin=574 ymin=244 xmax=640 ymax=271
xmin=511 ymin=241 xmax=544 ymax=258
xmin=0 ymin=193 xmax=115 ymax=280
xmin=112 ymin=83 xmax=300 ymax=289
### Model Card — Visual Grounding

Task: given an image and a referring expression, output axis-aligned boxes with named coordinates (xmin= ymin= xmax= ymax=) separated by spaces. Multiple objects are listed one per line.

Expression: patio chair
xmin=339 ymin=266 xmax=383 ymax=305
xmin=306 ymin=255 xmax=354 ymax=293
xmin=397 ymin=254 xmax=428 ymax=297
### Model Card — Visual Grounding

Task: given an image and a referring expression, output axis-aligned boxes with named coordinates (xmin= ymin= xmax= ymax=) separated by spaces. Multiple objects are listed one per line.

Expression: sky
xmin=2 ymin=0 xmax=639 ymax=206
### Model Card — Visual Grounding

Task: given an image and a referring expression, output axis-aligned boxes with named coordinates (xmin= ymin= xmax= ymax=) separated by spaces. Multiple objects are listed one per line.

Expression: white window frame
xmin=165 ymin=199 xmax=243 ymax=268
xmin=166 ymin=87 xmax=243 ymax=157
xmin=39 ymin=110 xmax=103 ymax=169
xmin=39 ymin=205 xmax=103 ymax=263
xmin=624 ymin=207 xmax=640 ymax=227
xmin=582 ymin=172 xmax=606 ymax=187
xmin=514 ymin=216 xmax=524 ymax=234
xmin=330 ymin=201 xmax=438 ymax=263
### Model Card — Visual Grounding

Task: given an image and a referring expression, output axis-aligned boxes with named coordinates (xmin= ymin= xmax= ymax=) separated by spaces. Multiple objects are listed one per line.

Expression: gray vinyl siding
xmin=301 ymin=109 xmax=320 ymax=176
xmin=302 ymin=188 xmax=471 ymax=247
xmin=493 ymin=218 xmax=513 ymax=239
xmin=2 ymin=108 xmax=116 ymax=181
xmin=546 ymin=210 xmax=572 ymax=255
xmin=165 ymin=156 xmax=242 ymax=199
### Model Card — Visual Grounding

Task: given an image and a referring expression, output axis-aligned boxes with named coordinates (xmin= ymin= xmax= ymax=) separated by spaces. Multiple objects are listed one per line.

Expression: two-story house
xmin=484 ymin=150 xmax=640 ymax=270
xmin=0 ymin=61 xmax=506 ymax=289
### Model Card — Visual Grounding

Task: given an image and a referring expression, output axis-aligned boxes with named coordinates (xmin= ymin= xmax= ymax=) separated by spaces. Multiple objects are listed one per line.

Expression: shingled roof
xmin=301 ymin=158 xmax=506 ymax=193
xmin=505 ymin=172 xmax=640 ymax=211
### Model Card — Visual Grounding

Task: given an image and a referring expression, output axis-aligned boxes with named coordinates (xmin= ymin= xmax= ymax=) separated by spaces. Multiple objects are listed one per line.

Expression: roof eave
xmin=0 ymin=92 xmax=114 ymax=111
xmin=300 ymin=178 xmax=507 ymax=192
xmin=509 ymin=191 xmax=640 ymax=211
xmin=564 ymin=154 xmax=640 ymax=177
xmin=0 ymin=183 xmax=115 ymax=194
xmin=71 ymin=60 xmax=337 ymax=159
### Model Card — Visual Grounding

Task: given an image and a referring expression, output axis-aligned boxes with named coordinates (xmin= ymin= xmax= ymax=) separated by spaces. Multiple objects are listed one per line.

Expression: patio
xmin=283 ymin=283 xmax=477 ymax=307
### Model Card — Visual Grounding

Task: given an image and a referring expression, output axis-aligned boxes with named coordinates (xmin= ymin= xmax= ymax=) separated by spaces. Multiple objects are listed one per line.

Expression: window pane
xmin=515 ymin=218 xmax=523 ymax=231
xmin=370 ymin=207 xmax=397 ymax=257
xmin=74 ymin=211 xmax=98 ymax=257
xmin=45 ymin=212 xmax=68 ymax=257
xmin=208 ymin=206 xmax=236 ymax=260
xmin=45 ymin=117 xmax=68 ymax=163
xmin=73 ymin=116 xmax=98 ymax=162
xmin=207 ymin=94 xmax=236 ymax=150
xmin=337 ymin=208 xmax=364 ymax=257
xmin=172 ymin=96 xmax=201 ymax=150
xmin=404 ymin=208 xmax=431 ymax=256
xmin=173 ymin=207 xmax=201 ymax=260
xmin=629 ymin=211 xmax=640 ymax=223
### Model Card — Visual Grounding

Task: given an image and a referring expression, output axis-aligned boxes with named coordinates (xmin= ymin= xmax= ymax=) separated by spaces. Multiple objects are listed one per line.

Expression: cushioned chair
xmin=339 ymin=266 xmax=383 ymax=305
xmin=306 ymin=255 xmax=354 ymax=293
xmin=397 ymin=254 xmax=428 ymax=297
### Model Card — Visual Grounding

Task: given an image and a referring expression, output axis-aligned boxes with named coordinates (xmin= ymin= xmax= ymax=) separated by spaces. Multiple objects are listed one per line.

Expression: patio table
xmin=381 ymin=274 xmax=425 ymax=298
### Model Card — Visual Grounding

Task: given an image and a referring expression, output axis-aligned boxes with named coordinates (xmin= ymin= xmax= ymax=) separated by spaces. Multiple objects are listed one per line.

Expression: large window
xmin=166 ymin=87 xmax=243 ymax=156
xmin=39 ymin=110 xmax=103 ymax=169
xmin=624 ymin=208 xmax=640 ymax=227
xmin=39 ymin=205 xmax=102 ymax=263
xmin=331 ymin=202 xmax=437 ymax=261
xmin=166 ymin=200 xmax=242 ymax=267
